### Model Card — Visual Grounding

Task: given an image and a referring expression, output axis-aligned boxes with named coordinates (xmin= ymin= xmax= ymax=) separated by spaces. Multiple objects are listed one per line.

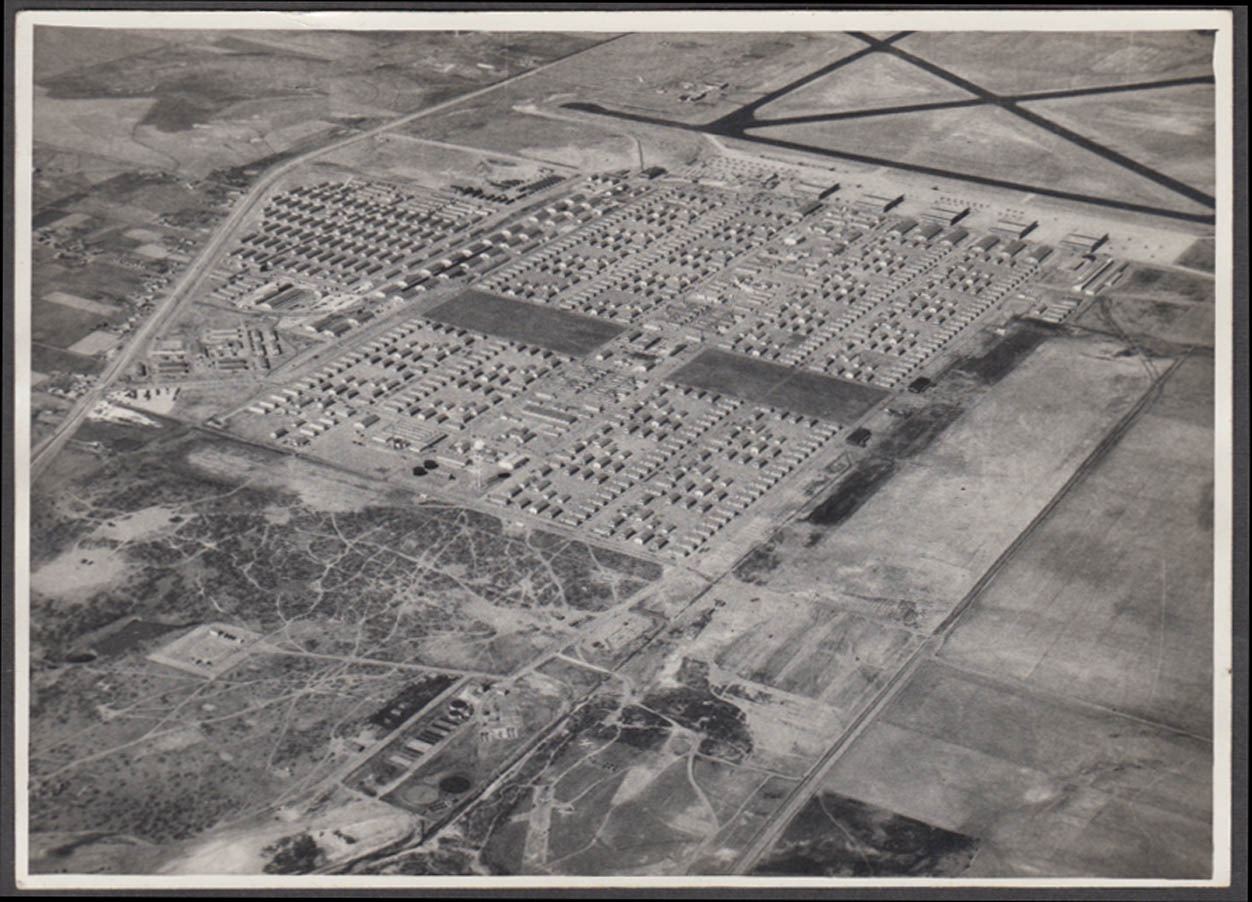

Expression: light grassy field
xmin=895 ymin=31 xmax=1214 ymax=95
xmin=753 ymin=333 xmax=1154 ymax=632
xmin=756 ymin=51 xmax=971 ymax=120
xmin=33 ymin=26 xmax=170 ymax=82
xmin=938 ymin=353 xmax=1214 ymax=735
xmin=780 ymin=351 xmax=1216 ymax=879
xmin=817 ymin=658 xmax=1211 ymax=878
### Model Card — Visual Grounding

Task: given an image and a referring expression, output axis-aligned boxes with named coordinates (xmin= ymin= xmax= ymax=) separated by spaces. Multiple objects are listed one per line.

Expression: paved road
xmin=28 ymin=35 xmax=624 ymax=482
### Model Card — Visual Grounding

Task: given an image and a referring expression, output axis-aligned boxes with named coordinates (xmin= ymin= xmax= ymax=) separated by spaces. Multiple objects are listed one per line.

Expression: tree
xmin=263 ymin=832 xmax=323 ymax=874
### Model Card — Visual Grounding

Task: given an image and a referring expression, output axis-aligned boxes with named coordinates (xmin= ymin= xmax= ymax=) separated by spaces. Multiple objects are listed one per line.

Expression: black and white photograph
xmin=9 ymin=7 xmax=1240 ymax=891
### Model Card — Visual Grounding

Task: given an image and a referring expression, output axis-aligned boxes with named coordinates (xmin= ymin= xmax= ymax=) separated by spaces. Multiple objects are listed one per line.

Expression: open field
xmin=198 ymin=30 xmax=611 ymax=67
xmin=670 ymin=349 xmax=888 ymax=423
xmin=807 ymin=660 xmax=1211 ymax=878
xmin=756 ymin=51 xmax=972 ymax=120
xmin=31 ymin=300 xmax=109 ymax=350
xmin=44 ymin=291 xmax=123 ymax=316
xmin=746 ymin=105 xmax=1212 ymax=217
xmin=38 ymin=165 xmax=223 ymax=223
xmin=403 ymin=110 xmax=640 ymax=173
xmin=33 ymin=26 xmax=170 ymax=81
xmin=34 ymin=87 xmax=175 ymax=170
xmin=1022 ymin=82 xmax=1214 ymax=196
xmin=69 ymin=330 xmax=122 ymax=356
xmin=311 ymin=137 xmax=523 ymax=190
xmin=894 ymin=31 xmax=1214 ymax=95
xmin=751 ymin=341 xmax=1214 ymax=880
xmin=937 ymin=353 xmax=1214 ymax=736
xmin=425 ymin=291 xmax=626 ymax=356
xmin=32 ymin=343 xmax=104 ymax=377
xmin=32 ymin=144 xmax=145 ymax=210
xmin=33 ymin=28 xmax=612 ymax=179
xmin=737 ymin=331 xmax=1154 ymax=631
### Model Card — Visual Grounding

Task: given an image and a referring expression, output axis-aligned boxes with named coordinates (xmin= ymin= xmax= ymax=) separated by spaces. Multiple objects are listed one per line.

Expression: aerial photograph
xmin=14 ymin=9 xmax=1233 ymax=888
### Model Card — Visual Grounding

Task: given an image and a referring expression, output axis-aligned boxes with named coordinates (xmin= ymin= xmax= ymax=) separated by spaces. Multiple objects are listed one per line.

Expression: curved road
xmin=29 ymin=34 xmax=623 ymax=481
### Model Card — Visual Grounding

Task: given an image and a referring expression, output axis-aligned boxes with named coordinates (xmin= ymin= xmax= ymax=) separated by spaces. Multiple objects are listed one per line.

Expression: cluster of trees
xmin=263 ymin=832 xmax=324 ymax=874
